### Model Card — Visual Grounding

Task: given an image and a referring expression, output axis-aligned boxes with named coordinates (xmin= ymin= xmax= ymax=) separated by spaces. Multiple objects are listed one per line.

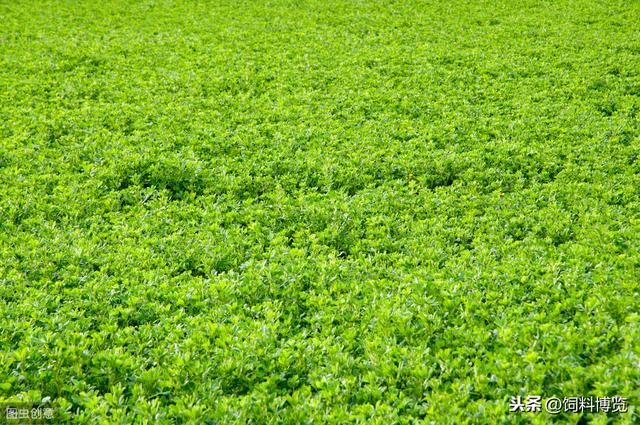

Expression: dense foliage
xmin=1 ymin=0 xmax=639 ymax=423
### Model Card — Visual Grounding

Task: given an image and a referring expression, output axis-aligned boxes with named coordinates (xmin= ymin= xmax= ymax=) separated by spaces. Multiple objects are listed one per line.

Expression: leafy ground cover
xmin=1 ymin=0 xmax=639 ymax=423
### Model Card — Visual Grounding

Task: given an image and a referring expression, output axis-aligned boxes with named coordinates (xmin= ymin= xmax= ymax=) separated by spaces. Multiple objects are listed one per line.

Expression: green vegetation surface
xmin=1 ymin=0 xmax=639 ymax=423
